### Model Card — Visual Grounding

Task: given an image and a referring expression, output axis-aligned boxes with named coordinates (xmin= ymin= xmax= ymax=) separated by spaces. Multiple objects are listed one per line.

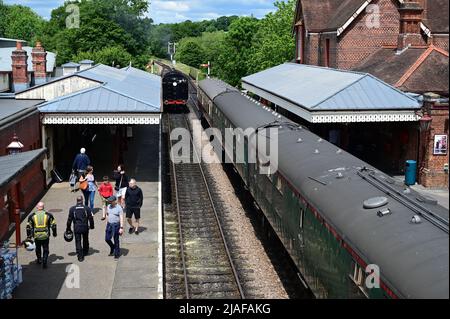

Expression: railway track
xmin=164 ymin=112 xmax=245 ymax=299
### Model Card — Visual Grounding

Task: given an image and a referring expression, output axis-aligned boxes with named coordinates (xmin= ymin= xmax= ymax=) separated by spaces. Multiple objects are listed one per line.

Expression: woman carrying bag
xmin=79 ymin=166 xmax=97 ymax=210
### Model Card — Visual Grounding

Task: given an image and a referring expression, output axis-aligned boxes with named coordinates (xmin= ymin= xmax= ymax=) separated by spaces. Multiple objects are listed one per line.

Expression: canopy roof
xmin=242 ymin=63 xmax=421 ymax=123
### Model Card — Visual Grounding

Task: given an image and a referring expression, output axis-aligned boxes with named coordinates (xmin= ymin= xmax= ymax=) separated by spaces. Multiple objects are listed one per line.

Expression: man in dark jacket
xmin=72 ymin=148 xmax=91 ymax=177
xmin=124 ymin=179 xmax=143 ymax=235
xmin=67 ymin=196 xmax=95 ymax=262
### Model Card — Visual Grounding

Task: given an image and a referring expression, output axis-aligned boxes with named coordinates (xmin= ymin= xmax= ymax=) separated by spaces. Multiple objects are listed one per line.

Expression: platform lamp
xmin=7 ymin=133 xmax=24 ymax=155
xmin=418 ymin=98 xmax=434 ymax=185
xmin=419 ymin=114 xmax=433 ymax=132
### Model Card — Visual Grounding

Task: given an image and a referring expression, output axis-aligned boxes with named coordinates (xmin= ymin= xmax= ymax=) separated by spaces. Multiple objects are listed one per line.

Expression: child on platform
xmin=99 ymin=176 xmax=114 ymax=218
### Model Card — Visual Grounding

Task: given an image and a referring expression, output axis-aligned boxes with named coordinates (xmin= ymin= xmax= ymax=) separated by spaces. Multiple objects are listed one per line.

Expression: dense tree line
xmin=174 ymin=1 xmax=296 ymax=86
xmin=1 ymin=0 xmax=295 ymax=85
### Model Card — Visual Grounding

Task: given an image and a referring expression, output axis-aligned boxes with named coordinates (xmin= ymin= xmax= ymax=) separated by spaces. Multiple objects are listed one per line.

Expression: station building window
xmin=299 ymin=207 xmax=305 ymax=229
xmin=275 ymin=174 xmax=283 ymax=195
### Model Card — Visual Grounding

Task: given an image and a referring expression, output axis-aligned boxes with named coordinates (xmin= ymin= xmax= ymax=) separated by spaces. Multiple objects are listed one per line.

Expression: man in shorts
xmin=124 ymin=179 xmax=143 ymax=235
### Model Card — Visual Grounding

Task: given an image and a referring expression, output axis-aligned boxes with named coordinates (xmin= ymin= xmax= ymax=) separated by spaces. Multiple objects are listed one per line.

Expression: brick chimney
xmin=32 ymin=41 xmax=47 ymax=85
xmin=11 ymin=41 xmax=29 ymax=92
xmin=397 ymin=1 xmax=427 ymax=53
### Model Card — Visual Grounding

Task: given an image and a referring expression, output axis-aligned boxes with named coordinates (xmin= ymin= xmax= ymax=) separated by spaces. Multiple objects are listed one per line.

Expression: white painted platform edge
xmin=157 ymin=117 xmax=164 ymax=299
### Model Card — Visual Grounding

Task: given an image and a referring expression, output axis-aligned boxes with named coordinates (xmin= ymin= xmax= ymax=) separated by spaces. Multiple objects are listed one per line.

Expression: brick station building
xmin=290 ymin=0 xmax=449 ymax=188
xmin=0 ymin=98 xmax=46 ymax=241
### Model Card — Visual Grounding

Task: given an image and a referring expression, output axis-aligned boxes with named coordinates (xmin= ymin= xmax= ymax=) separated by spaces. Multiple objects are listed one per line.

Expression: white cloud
xmin=149 ymin=0 xmax=279 ymax=23
xmin=3 ymin=0 xmax=280 ymax=24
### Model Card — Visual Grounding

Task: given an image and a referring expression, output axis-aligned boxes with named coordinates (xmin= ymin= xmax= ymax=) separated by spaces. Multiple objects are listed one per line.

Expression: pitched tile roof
xmin=424 ymin=0 xmax=449 ymax=33
xmin=295 ymin=0 xmax=449 ymax=34
xmin=353 ymin=46 xmax=449 ymax=94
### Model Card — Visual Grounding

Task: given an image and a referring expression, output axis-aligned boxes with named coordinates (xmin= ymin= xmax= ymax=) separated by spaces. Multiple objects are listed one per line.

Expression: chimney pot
xmin=11 ymin=43 xmax=29 ymax=92
xmin=397 ymin=1 xmax=426 ymax=52
xmin=32 ymin=41 xmax=47 ymax=84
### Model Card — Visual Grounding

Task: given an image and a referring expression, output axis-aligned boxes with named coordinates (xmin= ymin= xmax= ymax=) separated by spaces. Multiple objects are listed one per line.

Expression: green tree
xmin=175 ymin=40 xmax=205 ymax=68
xmin=40 ymin=0 xmax=152 ymax=66
xmin=72 ymin=46 xmax=133 ymax=68
xmin=0 ymin=1 xmax=8 ymax=37
xmin=215 ymin=17 xmax=260 ymax=86
xmin=1 ymin=4 xmax=45 ymax=42
xmin=247 ymin=0 xmax=296 ymax=74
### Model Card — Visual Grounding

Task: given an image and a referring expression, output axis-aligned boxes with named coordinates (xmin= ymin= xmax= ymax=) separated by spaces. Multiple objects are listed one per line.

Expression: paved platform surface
xmin=393 ymin=176 xmax=449 ymax=210
xmin=12 ymin=182 xmax=160 ymax=299
xmin=11 ymin=125 xmax=162 ymax=299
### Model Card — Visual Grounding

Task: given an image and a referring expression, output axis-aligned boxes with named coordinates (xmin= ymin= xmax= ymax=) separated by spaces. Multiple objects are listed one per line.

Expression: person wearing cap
xmin=72 ymin=148 xmax=91 ymax=178
xmin=103 ymin=195 xmax=124 ymax=259
xmin=66 ymin=196 xmax=95 ymax=262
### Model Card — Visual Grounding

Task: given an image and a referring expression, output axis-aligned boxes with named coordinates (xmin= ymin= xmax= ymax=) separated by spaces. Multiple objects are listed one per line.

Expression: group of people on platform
xmin=25 ymin=148 xmax=144 ymax=268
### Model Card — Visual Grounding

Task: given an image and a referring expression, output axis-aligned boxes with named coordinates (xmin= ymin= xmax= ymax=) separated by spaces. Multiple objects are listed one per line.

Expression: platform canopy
xmin=38 ymin=85 xmax=160 ymax=125
xmin=242 ymin=63 xmax=422 ymax=123
xmin=36 ymin=64 xmax=162 ymax=125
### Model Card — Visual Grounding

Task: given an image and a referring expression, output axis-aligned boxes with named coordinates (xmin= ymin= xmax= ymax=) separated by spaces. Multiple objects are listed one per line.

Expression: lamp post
xmin=418 ymin=115 xmax=433 ymax=185
xmin=419 ymin=114 xmax=432 ymax=132
xmin=6 ymin=134 xmax=24 ymax=155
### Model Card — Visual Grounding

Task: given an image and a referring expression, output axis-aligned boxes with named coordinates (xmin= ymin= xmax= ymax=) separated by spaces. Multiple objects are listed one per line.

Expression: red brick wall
xmin=0 ymin=111 xmax=44 ymax=240
xmin=306 ymin=33 xmax=320 ymax=65
xmin=420 ymin=105 xmax=450 ymax=188
xmin=432 ymin=35 xmax=449 ymax=52
xmin=320 ymin=36 xmax=338 ymax=68
xmin=18 ymin=160 xmax=46 ymax=210
xmin=337 ymin=0 xmax=401 ymax=69
xmin=0 ymin=111 xmax=41 ymax=156
xmin=0 ymin=195 xmax=8 ymax=241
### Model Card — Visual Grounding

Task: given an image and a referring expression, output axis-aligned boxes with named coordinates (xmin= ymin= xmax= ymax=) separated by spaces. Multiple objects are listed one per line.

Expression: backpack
xmin=33 ymin=211 xmax=50 ymax=241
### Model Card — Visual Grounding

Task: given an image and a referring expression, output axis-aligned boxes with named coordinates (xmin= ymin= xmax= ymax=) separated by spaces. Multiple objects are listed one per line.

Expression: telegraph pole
xmin=168 ymin=42 xmax=177 ymax=65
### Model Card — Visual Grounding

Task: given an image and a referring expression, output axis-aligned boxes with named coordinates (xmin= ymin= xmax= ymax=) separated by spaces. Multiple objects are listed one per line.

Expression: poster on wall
xmin=433 ymin=135 xmax=448 ymax=155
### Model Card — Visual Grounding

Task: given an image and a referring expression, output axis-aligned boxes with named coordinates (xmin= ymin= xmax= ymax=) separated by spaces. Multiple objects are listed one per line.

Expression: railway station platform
xmin=392 ymin=176 xmax=449 ymax=210
xmin=9 ymin=126 xmax=163 ymax=299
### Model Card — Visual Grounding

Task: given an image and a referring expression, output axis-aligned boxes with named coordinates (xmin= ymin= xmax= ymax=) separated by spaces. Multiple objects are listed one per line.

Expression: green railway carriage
xmin=197 ymin=79 xmax=449 ymax=299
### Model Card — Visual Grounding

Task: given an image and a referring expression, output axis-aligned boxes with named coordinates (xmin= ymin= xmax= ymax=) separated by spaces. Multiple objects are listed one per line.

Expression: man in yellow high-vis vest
xmin=26 ymin=202 xmax=57 ymax=269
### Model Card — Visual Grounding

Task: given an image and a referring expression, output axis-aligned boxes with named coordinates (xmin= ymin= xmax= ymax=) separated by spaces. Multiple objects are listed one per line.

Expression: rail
xmin=166 ymin=112 xmax=245 ymax=299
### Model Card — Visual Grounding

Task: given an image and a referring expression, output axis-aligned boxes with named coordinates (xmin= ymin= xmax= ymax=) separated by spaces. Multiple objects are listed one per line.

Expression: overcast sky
xmin=4 ymin=0 xmax=279 ymax=23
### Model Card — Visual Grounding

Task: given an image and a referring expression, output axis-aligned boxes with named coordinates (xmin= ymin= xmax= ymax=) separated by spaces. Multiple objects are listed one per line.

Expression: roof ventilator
xmin=363 ymin=197 xmax=389 ymax=209
xmin=377 ymin=208 xmax=392 ymax=218
xmin=411 ymin=215 xmax=422 ymax=224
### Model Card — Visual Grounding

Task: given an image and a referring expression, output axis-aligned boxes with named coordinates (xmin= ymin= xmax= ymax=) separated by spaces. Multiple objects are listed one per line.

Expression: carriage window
xmin=275 ymin=175 xmax=283 ymax=195
xmin=3 ymin=194 xmax=9 ymax=211
xmin=299 ymin=207 xmax=305 ymax=229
